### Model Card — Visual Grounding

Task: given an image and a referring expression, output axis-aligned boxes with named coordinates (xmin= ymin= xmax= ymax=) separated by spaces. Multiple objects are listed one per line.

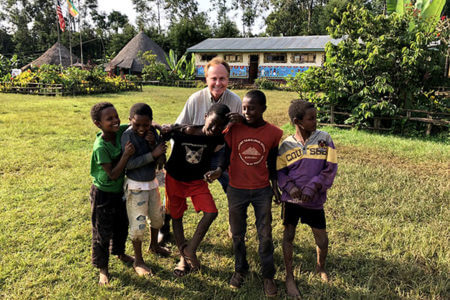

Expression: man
xmin=159 ymin=57 xmax=242 ymax=244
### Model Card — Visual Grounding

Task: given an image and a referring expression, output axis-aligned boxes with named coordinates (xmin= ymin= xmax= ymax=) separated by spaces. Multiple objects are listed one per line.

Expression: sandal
xmin=173 ymin=259 xmax=191 ymax=277
xmin=180 ymin=244 xmax=200 ymax=272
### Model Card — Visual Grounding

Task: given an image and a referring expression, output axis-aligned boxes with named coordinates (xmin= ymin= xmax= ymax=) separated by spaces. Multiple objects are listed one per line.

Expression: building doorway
xmin=249 ymin=55 xmax=259 ymax=83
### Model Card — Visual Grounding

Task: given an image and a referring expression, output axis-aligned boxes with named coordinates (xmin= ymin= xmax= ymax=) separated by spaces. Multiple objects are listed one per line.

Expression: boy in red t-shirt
xmin=206 ymin=90 xmax=283 ymax=297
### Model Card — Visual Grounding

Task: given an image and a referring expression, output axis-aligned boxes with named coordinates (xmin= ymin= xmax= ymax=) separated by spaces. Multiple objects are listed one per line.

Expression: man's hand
xmin=123 ymin=141 xmax=135 ymax=158
xmin=204 ymin=168 xmax=222 ymax=183
xmin=151 ymin=142 xmax=167 ymax=158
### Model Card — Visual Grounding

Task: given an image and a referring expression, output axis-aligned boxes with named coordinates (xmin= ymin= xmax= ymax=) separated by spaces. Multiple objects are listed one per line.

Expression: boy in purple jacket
xmin=277 ymin=100 xmax=337 ymax=298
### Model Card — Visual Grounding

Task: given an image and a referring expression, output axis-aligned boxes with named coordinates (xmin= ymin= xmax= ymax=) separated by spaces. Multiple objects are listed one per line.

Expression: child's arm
xmin=101 ymin=141 xmax=135 ymax=180
xmin=302 ymin=135 xmax=338 ymax=199
xmin=204 ymin=143 xmax=231 ymax=182
xmin=268 ymin=146 xmax=281 ymax=203
xmin=121 ymin=131 xmax=166 ymax=170
xmin=277 ymin=149 xmax=303 ymax=201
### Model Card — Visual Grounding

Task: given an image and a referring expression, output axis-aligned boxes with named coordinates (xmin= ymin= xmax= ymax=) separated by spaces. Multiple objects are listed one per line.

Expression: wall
xmin=194 ymin=52 xmax=325 ymax=80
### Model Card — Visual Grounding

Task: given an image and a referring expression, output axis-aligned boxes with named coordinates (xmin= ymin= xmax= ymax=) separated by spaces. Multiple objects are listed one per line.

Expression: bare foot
xmin=133 ymin=261 xmax=153 ymax=277
xmin=149 ymin=245 xmax=171 ymax=257
xmin=98 ymin=268 xmax=109 ymax=285
xmin=181 ymin=245 xmax=200 ymax=271
xmin=285 ymin=278 xmax=301 ymax=298
xmin=316 ymin=266 xmax=328 ymax=282
xmin=117 ymin=254 xmax=135 ymax=264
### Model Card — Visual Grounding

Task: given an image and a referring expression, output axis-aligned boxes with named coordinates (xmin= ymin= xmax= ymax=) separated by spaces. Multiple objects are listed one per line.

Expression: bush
xmin=254 ymin=78 xmax=280 ymax=90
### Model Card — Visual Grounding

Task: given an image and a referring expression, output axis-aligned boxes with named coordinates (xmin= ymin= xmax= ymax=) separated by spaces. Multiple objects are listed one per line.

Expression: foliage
xmin=254 ymin=78 xmax=281 ymax=90
xmin=0 ymin=54 xmax=19 ymax=77
xmin=164 ymin=49 xmax=196 ymax=81
xmin=139 ymin=50 xmax=169 ymax=81
xmin=288 ymin=4 xmax=449 ymax=129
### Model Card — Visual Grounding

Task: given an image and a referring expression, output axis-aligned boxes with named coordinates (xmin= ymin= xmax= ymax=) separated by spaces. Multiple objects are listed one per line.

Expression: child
xmin=163 ymin=103 xmax=230 ymax=277
xmin=89 ymin=102 xmax=135 ymax=285
xmin=206 ymin=90 xmax=283 ymax=297
xmin=276 ymin=99 xmax=337 ymax=298
xmin=120 ymin=103 xmax=170 ymax=277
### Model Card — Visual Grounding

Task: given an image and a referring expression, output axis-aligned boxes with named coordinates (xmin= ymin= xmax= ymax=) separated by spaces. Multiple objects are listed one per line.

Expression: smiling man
xmin=176 ymin=57 xmax=242 ymax=126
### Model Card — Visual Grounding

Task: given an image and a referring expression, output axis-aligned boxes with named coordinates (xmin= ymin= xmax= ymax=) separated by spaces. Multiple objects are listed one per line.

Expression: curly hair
xmin=288 ymin=99 xmax=315 ymax=123
xmin=90 ymin=102 xmax=114 ymax=122
xmin=129 ymin=102 xmax=153 ymax=119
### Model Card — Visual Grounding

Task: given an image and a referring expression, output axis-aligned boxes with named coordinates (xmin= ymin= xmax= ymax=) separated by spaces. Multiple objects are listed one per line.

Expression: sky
xmin=97 ymin=0 xmax=266 ymax=34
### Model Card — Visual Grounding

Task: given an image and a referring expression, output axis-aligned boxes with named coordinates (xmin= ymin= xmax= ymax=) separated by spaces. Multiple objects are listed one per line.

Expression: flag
xmin=67 ymin=0 xmax=79 ymax=17
xmin=56 ymin=0 xmax=66 ymax=32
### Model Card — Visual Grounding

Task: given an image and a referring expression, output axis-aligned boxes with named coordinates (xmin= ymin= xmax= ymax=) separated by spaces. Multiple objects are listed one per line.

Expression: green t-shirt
xmin=90 ymin=124 xmax=128 ymax=193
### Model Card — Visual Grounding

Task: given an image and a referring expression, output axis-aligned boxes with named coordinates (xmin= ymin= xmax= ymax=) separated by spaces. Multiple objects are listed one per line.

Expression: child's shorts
xmin=282 ymin=202 xmax=326 ymax=229
xmin=165 ymin=172 xmax=217 ymax=219
xmin=125 ymin=186 xmax=164 ymax=241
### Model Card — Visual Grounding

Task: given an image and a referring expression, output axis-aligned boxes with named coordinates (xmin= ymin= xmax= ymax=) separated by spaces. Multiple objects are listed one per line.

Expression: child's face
xmin=299 ymin=108 xmax=317 ymax=133
xmin=130 ymin=114 xmax=152 ymax=137
xmin=96 ymin=107 xmax=120 ymax=133
xmin=242 ymin=96 xmax=265 ymax=125
xmin=203 ymin=112 xmax=227 ymax=136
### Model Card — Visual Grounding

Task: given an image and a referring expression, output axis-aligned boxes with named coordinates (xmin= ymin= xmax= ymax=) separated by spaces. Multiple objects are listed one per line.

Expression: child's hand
xmin=272 ymin=185 xmax=281 ymax=204
xmin=289 ymin=186 xmax=302 ymax=201
xmin=160 ymin=124 xmax=173 ymax=135
xmin=145 ymin=130 xmax=156 ymax=146
xmin=204 ymin=168 xmax=222 ymax=183
xmin=300 ymin=194 xmax=312 ymax=203
xmin=151 ymin=142 xmax=167 ymax=158
xmin=156 ymin=155 xmax=166 ymax=170
xmin=124 ymin=141 xmax=135 ymax=157
xmin=227 ymin=112 xmax=244 ymax=124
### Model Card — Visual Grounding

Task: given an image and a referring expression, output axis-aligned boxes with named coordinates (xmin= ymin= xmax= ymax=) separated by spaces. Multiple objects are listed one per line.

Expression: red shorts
xmin=165 ymin=173 xmax=217 ymax=219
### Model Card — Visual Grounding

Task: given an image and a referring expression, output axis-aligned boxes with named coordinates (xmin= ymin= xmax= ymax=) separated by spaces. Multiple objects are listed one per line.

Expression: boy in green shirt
xmin=89 ymin=102 xmax=135 ymax=285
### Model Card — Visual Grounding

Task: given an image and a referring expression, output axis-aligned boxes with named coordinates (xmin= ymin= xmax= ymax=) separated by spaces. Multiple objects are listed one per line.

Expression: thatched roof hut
xmin=21 ymin=42 xmax=79 ymax=71
xmin=105 ymin=32 xmax=167 ymax=74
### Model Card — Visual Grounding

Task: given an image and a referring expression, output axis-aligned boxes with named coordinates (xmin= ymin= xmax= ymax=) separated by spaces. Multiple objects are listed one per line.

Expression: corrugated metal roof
xmin=187 ymin=36 xmax=340 ymax=53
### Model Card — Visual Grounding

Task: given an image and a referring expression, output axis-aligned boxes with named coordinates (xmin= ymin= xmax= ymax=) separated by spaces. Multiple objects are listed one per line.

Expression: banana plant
xmin=386 ymin=0 xmax=446 ymax=22
xmin=165 ymin=49 xmax=196 ymax=80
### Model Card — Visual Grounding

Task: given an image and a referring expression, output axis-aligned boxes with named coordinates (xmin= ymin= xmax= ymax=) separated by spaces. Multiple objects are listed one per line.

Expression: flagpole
xmin=56 ymin=1 xmax=62 ymax=67
xmin=69 ymin=14 xmax=73 ymax=65
xmin=78 ymin=0 xmax=83 ymax=66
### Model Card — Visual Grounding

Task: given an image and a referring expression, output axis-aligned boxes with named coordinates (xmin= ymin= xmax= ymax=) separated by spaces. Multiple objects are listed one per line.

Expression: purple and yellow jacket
xmin=277 ymin=130 xmax=337 ymax=210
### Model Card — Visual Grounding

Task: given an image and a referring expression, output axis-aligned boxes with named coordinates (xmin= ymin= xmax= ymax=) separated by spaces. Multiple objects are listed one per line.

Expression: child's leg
xmin=227 ymin=186 xmax=251 ymax=275
xmin=147 ymin=188 xmax=170 ymax=256
xmin=251 ymin=186 xmax=276 ymax=280
xmin=311 ymin=227 xmax=328 ymax=282
xmin=90 ymin=186 xmax=115 ymax=284
xmin=283 ymin=224 xmax=300 ymax=297
xmin=111 ymin=193 xmax=134 ymax=263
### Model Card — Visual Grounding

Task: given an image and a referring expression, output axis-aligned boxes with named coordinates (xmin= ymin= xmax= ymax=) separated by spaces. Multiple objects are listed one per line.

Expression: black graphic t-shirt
xmin=165 ymin=126 xmax=224 ymax=182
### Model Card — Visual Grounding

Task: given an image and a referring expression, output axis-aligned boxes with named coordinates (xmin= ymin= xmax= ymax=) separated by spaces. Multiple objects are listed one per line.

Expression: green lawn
xmin=0 ymin=86 xmax=448 ymax=299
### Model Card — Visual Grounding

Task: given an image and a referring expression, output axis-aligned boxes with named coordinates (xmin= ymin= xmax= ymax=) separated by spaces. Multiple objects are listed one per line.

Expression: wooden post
xmin=330 ymin=105 xmax=335 ymax=124
xmin=374 ymin=117 xmax=380 ymax=130
xmin=426 ymin=114 xmax=432 ymax=136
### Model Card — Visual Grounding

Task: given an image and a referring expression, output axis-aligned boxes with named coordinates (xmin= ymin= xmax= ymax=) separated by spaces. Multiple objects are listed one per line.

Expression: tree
xmin=167 ymin=14 xmax=211 ymax=56
xmin=288 ymin=4 xmax=449 ymax=129
xmin=211 ymin=0 xmax=241 ymax=37
xmin=107 ymin=11 xmax=129 ymax=34
xmin=232 ymin=0 xmax=263 ymax=36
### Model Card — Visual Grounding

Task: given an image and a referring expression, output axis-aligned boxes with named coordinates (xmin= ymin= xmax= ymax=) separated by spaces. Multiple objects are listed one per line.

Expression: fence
xmin=141 ymin=80 xmax=199 ymax=88
xmin=319 ymin=105 xmax=450 ymax=135
xmin=0 ymin=81 xmax=142 ymax=96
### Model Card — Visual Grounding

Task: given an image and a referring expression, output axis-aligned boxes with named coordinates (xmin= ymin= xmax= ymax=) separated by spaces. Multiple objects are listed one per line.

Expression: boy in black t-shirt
xmin=163 ymin=104 xmax=230 ymax=277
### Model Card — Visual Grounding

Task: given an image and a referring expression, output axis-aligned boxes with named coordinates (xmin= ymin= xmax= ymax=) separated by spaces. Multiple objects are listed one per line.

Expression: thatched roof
xmin=105 ymin=32 xmax=167 ymax=73
xmin=21 ymin=42 xmax=80 ymax=70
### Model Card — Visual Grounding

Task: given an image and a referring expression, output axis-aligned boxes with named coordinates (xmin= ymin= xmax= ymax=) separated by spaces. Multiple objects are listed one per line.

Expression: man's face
xmin=206 ymin=64 xmax=229 ymax=100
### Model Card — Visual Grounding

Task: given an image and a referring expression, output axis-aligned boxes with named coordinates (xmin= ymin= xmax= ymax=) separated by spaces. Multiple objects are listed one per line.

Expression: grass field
xmin=0 ymin=86 xmax=448 ymax=299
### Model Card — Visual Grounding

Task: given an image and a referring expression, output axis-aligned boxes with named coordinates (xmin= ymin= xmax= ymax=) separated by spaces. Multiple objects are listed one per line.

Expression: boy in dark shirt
xmin=121 ymin=103 xmax=170 ymax=277
xmin=163 ymin=103 xmax=230 ymax=277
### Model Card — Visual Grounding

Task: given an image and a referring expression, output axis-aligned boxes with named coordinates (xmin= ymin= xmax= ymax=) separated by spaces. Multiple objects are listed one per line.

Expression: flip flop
xmin=180 ymin=244 xmax=200 ymax=272
xmin=173 ymin=259 xmax=191 ymax=277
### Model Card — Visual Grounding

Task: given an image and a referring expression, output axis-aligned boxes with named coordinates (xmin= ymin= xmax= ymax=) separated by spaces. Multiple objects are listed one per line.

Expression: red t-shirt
xmin=225 ymin=122 xmax=283 ymax=189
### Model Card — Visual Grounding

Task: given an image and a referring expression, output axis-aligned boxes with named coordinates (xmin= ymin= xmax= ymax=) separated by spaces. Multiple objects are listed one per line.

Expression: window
xmin=264 ymin=53 xmax=286 ymax=63
xmin=201 ymin=54 xmax=217 ymax=62
xmin=292 ymin=53 xmax=316 ymax=63
xmin=224 ymin=54 xmax=242 ymax=62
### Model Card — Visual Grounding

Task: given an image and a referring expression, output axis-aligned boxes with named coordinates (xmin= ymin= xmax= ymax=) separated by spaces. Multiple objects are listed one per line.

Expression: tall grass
xmin=0 ymin=87 xmax=448 ymax=299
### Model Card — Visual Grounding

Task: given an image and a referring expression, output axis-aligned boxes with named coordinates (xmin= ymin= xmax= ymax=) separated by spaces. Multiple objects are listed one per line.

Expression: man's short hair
xmin=90 ymin=102 xmax=114 ymax=122
xmin=129 ymin=102 xmax=153 ymax=119
xmin=244 ymin=89 xmax=266 ymax=107
xmin=205 ymin=57 xmax=230 ymax=77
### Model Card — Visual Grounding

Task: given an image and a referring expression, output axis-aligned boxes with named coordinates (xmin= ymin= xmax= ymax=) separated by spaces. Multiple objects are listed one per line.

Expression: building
xmin=21 ymin=42 xmax=80 ymax=71
xmin=105 ymin=31 xmax=167 ymax=76
xmin=186 ymin=35 xmax=340 ymax=82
